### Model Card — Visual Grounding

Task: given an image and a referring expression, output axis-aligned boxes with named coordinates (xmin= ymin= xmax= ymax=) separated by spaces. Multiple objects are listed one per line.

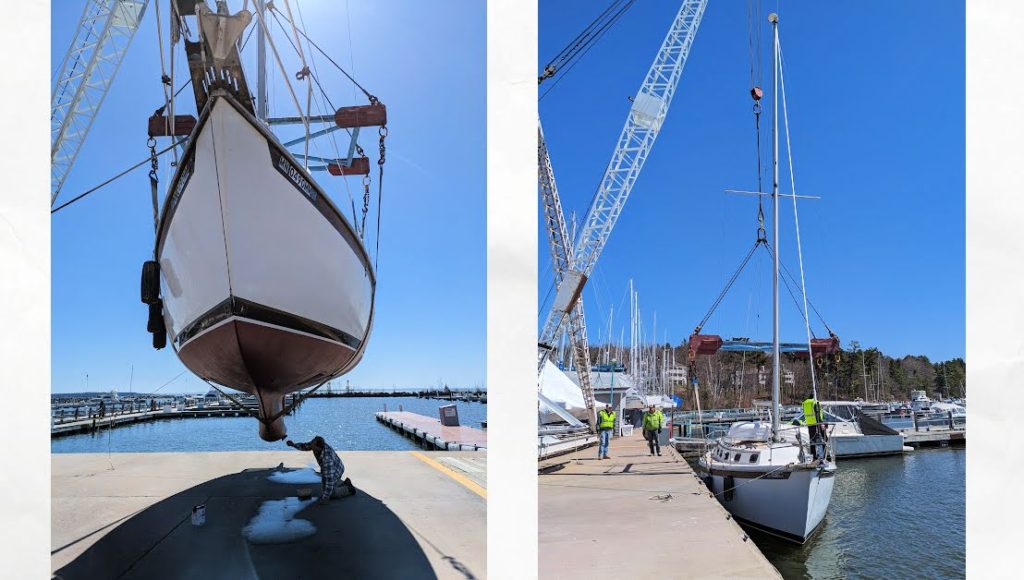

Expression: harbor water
xmin=750 ymin=447 xmax=965 ymax=579
xmin=51 ymin=396 xmax=486 ymax=454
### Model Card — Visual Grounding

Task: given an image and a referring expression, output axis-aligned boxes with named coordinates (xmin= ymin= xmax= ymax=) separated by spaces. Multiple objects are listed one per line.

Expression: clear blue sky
xmin=539 ymin=1 xmax=965 ymax=362
xmin=51 ymin=1 xmax=485 ymax=393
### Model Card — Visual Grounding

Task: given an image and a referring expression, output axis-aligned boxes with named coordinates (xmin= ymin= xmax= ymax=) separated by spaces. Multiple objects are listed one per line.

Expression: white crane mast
xmin=539 ymin=125 xmax=597 ymax=430
xmin=51 ymin=0 xmax=149 ymax=205
xmin=537 ymin=0 xmax=707 ymax=356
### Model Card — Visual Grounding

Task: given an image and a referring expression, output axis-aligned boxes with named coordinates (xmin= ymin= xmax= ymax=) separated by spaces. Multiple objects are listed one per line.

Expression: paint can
xmin=191 ymin=504 xmax=206 ymax=526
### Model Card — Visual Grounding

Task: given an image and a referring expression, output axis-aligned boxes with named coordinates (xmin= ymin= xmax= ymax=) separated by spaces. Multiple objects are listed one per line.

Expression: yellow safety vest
xmin=802 ymin=398 xmax=821 ymax=426
xmin=642 ymin=411 xmax=664 ymax=431
xmin=598 ymin=409 xmax=616 ymax=430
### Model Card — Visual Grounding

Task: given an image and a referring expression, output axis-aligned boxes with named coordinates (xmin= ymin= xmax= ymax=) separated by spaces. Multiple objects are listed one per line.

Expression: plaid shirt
xmin=292 ymin=439 xmax=345 ymax=501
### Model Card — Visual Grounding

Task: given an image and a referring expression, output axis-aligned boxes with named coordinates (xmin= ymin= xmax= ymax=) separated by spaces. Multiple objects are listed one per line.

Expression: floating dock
xmin=376 ymin=411 xmax=487 ymax=451
xmin=901 ymin=427 xmax=966 ymax=447
xmin=51 ymin=407 xmax=286 ymax=437
xmin=539 ymin=432 xmax=780 ymax=579
xmin=52 ymin=450 xmax=486 ymax=579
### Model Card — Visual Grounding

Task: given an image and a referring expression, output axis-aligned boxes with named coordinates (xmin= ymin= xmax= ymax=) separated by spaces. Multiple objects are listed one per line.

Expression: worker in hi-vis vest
xmin=597 ymin=405 xmax=616 ymax=460
xmin=642 ymin=405 xmax=665 ymax=456
xmin=802 ymin=394 xmax=825 ymax=460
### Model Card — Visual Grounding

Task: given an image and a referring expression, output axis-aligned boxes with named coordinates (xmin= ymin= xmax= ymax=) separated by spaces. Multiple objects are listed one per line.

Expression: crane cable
xmin=538 ymin=0 xmax=637 ymax=100
xmin=540 ymin=0 xmax=624 ymax=81
xmin=748 ymin=0 xmax=767 ymax=243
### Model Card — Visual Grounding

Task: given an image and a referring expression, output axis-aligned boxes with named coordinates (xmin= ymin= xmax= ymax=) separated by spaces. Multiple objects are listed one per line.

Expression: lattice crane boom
xmin=51 ymin=0 xmax=149 ymax=206
xmin=538 ymin=0 xmax=707 ymax=354
xmin=539 ymin=124 xmax=597 ymax=431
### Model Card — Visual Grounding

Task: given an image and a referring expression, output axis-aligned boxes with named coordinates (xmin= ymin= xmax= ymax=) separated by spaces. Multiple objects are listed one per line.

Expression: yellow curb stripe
xmin=410 ymin=451 xmax=487 ymax=499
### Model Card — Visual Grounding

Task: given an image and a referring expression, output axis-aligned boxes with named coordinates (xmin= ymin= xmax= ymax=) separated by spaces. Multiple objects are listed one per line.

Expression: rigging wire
xmin=251 ymin=5 xmax=310 ymax=155
xmin=542 ymin=0 xmax=623 ymax=76
xmin=694 ymin=241 xmax=762 ymax=333
xmin=344 ymin=0 xmax=357 ymax=102
xmin=152 ymin=0 xmax=176 ymax=165
xmin=50 ymin=139 xmax=187 ymax=214
xmin=268 ymin=8 xmax=361 ymax=228
xmin=540 ymin=0 xmax=635 ymax=86
xmin=295 ymin=2 xmax=347 ymax=162
xmin=778 ymin=40 xmax=820 ymax=399
xmin=268 ymin=5 xmax=386 ymax=273
xmin=280 ymin=0 xmax=313 ymax=164
xmin=539 ymin=0 xmax=637 ymax=101
xmin=271 ymin=4 xmax=376 ymax=102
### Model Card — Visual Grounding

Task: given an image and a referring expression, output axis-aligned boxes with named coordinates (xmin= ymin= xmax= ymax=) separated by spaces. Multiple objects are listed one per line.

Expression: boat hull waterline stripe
xmin=175 ymin=296 xmax=362 ymax=351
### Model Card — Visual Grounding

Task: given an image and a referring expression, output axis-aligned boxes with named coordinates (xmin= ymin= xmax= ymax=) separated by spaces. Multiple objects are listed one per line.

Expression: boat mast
xmin=255 ymin=0 xmax=267 ymax=121
xmin=770 ymin=12 xmax=781 ymax=440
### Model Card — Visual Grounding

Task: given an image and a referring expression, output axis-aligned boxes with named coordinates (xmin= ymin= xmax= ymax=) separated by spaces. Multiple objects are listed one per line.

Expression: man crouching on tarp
xmin=286 ymin=436 xmax=356 ymax=504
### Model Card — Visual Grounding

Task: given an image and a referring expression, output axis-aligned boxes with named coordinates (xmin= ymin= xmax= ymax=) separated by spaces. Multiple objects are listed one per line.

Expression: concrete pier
xmin=52 ymin=451 xmax=486 ymax=579
xmin=376 ymin=411 xmax=487 ymax=451
xmin=539 ymin=432 xmax=780 ymax=579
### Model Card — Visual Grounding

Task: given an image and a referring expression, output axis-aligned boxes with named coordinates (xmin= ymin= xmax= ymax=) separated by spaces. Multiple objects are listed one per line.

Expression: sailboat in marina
xmin=138 ymin=1 xmax=386 ymax=441
xmin=695 ymin=13 xmax=836 ymax=544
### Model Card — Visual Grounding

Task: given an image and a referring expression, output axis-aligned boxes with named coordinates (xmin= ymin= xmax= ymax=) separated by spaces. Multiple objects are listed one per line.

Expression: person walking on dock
xmin=286 ymin=436 xmax=356 ymax=504
xmin=642 ymin=405 xmax=665 ymax=456
xmin=597 ymin=405 xmax=616 ymax=460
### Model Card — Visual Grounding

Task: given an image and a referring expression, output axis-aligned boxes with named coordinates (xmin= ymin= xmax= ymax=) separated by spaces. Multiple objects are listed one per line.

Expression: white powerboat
xmin=823 ymin=402 xmax=905 ymax=458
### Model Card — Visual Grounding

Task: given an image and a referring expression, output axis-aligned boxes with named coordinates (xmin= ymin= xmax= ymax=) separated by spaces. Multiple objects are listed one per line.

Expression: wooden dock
xmin=375 ymin=412 xmax=486 ymax=451
xmin=539 ymin=432 xmax=780 ymax=578
xmin=901 ymin=427 xmax=966 ymax=447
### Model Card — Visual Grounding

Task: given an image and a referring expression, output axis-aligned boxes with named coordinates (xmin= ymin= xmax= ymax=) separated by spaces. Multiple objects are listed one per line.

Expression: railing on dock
xmin=668 ymin=406 xmax=966 ymax=451
xmin=50 ymin=394 xmax=302 ymax=437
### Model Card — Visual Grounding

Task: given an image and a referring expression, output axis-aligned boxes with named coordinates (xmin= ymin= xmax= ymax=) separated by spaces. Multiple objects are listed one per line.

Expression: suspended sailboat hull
xmin=155 ymin=94 xmax=375 ymax=441
xmin=697 ymin=424 xmax=836 ymax=543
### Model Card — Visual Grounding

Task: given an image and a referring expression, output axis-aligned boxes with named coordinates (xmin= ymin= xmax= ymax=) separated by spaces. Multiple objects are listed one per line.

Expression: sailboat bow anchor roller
xmin=139 ymin=1 xmax=388 ymax=441
xmin=693 ymin=12 xmax=838 ymax=544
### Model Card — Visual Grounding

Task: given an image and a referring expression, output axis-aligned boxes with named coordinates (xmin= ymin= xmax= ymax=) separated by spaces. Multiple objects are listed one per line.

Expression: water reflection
xmin=749 ymin=448 xmax=965 ymax=579
xmin=52 ymin=396 xmax=486 ymax=453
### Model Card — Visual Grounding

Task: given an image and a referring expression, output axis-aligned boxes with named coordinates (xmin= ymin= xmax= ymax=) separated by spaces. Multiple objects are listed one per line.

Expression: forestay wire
xmin=778 ymin=40 xmax=819 ymax=401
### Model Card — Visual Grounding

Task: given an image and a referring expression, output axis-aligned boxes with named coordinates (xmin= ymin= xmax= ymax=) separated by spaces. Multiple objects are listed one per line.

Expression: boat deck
xmin=52 ymin=451 xmax=486 ymax=579
xmin=538 ymin=432 xmax=780 ymax=579
xmin=376 ymin=411 xmax=487 ymax=450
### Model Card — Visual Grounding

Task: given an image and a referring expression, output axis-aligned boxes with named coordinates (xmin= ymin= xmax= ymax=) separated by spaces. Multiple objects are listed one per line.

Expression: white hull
xmin=155 ymin=94 xmax=374 ymax=439
xmin=832 ymin=433 xmax=905 ymax=458
xmin=702 ymin=463 xmax=835 ymax=543
xmin=697 ymin=423 xmax=836 ymax=543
